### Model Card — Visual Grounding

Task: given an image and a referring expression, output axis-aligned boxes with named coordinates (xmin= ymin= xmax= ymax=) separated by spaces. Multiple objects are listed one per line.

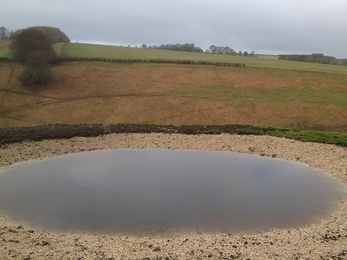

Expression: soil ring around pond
xmin=0 ymin=132 xmax=347 ymax=259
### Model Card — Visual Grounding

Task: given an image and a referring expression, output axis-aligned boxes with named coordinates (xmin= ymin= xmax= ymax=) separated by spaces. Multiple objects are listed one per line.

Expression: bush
xmin=19 ymin=51 xmax=53 ymax=87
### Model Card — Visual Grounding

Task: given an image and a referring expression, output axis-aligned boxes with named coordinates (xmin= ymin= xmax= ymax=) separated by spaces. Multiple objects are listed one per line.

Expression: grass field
xmin=61 ymin=43 xmax=347 ymax=74
xmin=0 ymin=60 xmax=346 ymax=131
xmin=1 ymin=40 xmax=347 ymax=74
xmin=0 ymin=40 xmax=11 ymax=58
xmin=0 ymin=41 xmax=346 ymax=147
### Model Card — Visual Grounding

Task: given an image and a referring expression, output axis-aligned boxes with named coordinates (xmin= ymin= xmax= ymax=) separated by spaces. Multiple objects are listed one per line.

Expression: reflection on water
xmin=0 ymin=149 xmax=345 ymax=235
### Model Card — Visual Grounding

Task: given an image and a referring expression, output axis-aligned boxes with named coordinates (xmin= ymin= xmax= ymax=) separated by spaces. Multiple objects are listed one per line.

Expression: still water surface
xmin=0 ymin=149 xmax=345 ymax=235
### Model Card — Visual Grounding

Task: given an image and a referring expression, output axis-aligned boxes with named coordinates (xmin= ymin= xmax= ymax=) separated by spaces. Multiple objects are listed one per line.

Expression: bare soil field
xmin=0 ymin=61 xmax=346 ymax=129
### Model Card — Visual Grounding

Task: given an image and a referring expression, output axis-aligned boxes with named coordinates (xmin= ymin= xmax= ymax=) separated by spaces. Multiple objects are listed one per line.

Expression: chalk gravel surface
xmin=0 ymin=133 xmax=347 ymax=259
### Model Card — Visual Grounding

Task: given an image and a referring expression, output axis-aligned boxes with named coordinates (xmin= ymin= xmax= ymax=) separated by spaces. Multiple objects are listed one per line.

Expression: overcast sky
xmin=2 ymin=0 xmax=347 ymax=58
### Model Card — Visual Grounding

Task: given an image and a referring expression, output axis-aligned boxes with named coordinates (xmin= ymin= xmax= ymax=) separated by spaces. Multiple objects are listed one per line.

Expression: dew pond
xmin=0 ymin=149 xmax=345 ymax=235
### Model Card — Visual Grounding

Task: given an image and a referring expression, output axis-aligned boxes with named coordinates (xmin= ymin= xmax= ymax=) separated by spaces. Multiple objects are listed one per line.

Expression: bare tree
xmin=0 ymin=26 xmax=9 ymax=39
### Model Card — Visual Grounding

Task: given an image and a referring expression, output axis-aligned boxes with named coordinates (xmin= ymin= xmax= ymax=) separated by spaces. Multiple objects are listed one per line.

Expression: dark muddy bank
xmin=0 ymin=124 xmax=267 ymax=145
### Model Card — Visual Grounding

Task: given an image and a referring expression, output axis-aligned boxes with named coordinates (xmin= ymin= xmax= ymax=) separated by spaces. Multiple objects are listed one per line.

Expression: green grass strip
xmin=232 ymin=127 xmax=347 ymax=147
xmin=180 ymin=85 xmax=347 ymax=108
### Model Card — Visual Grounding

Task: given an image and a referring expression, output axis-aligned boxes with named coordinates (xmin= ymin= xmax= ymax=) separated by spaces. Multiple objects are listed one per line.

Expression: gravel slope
xmin=0 ymin=133 xmax=347 ymax=259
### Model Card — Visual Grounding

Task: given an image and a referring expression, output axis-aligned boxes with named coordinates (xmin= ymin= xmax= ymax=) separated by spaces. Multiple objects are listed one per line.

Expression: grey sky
xmin=2 ymin=0 xmax=347 ymax=58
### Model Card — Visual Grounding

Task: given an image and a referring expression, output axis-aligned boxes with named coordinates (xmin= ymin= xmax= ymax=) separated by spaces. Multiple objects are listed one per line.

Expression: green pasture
xmin=0 ymin=40 xmax=11 ymax=58
xmin=62 ymin=43 xmax=347 ymax=74
xmin=53 ymin=42 xmax=65 ymax=54
xmin=1 ymin=40 xmax=346 ymax=74
xmin=234 ymin=127 xmax=347 ymax=147
xmin=179 ymin=84 xmax=347 ymax=108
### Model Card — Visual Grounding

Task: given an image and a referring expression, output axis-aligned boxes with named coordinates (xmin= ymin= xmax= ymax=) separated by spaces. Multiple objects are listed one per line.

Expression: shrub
xmin=19 ymin=51 xmax=53 ymax=87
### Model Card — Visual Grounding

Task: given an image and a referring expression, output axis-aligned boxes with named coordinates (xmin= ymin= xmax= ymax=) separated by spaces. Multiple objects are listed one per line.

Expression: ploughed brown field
xmin=0 ymin=61 xmax=346 ymax=129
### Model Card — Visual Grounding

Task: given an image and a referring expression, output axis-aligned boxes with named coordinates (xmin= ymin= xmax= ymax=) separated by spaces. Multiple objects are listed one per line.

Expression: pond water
xmin=0 ymin=149 xmax=345 ymax=235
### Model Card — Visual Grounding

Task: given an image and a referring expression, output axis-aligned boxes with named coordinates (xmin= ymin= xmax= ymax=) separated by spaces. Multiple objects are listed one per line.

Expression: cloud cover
xmin=2 ymin=0 xmax=347 ymax=57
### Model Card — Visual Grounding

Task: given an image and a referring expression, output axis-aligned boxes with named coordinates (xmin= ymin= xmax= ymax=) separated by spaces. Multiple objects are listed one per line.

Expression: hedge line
xmin=0 ymin=56 xmax=246 ymax=67
xmin=56 ymin=56 xmax=246 ymax=67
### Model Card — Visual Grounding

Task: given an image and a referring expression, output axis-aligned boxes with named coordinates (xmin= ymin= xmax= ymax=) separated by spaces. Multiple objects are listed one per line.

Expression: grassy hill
xmin=0 ymin=41 xmax=347 ymax=145
xmin=1 ymin=60 xmax=346 ymax=129
xmin=60 ymin=43 xmax=347 ymax=74
xmin=1 ymin=40 xmax=347 ymax=73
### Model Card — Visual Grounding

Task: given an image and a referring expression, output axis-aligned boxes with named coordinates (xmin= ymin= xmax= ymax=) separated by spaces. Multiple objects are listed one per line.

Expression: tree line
xmin=279 ymin=53 xmax=347 ymax=66
xmin=141 ymin=43 xmax=203 ymax=52
xmin=57 ymin=56 xmax=246 ymax=67
xmin=207 ymin=45 xmax=256 ymax=57
xmin=0 ymin=26 xmax=70 ymax=43
xmin=0 ymin=26 xmax=17 ymax=40
xmin=141 ymin=43 xmax=257 ymax=57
